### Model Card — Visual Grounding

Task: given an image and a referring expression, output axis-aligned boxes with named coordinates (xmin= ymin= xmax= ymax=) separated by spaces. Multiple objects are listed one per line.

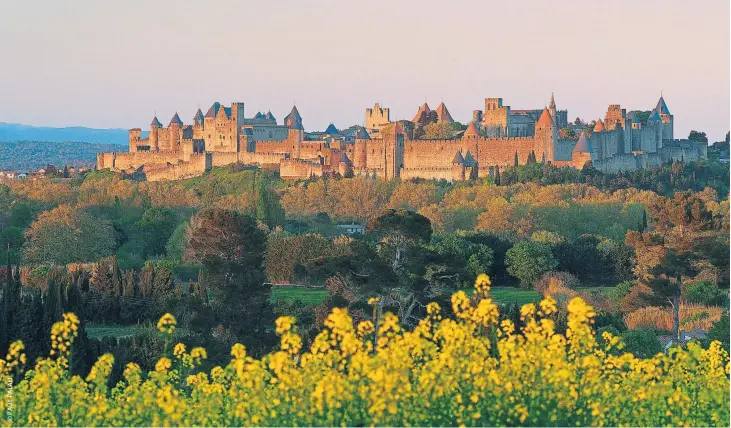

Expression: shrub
xmin=621 ymin=328 xmax=663 ymax=358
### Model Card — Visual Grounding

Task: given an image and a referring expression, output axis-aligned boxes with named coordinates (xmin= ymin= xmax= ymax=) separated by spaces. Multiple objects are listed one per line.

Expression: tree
xmin=687 ymin=130 xmax=708 ymax=144
xmin=505 ymin=240 xmax=559 ymax=288
xmin=186 ymin=208 xmax=274 ymax=355
xmin=133 ymin=207 xmax=178 ymax=259
xmin=626 ymin=192 xmax=714 ymax=340
xmin=494 ymin=166 xmax=501 ymax=186
xmin=23 ymin=205 xmax=116 ymax=265
xmin=422 ymin=122 xmax=455 ymax=139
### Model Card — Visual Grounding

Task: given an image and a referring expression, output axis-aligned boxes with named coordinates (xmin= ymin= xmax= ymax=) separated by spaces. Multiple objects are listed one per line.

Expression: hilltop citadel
xmin=97 ymin=95 xmax=707 ymax=181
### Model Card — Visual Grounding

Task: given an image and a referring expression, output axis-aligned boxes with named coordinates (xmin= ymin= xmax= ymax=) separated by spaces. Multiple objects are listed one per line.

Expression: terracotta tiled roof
xmin=537 ymin=107 xmax=553 ymax=127
xmin=593 ymin=119 xmax=605 ymax=132
xmin=435 ymin=102 xmax=454 ymax=123
xmin=413 ymin=103 xmax=431 ymax=122
xmin=463 ymin=122 xmax=479 ymax=137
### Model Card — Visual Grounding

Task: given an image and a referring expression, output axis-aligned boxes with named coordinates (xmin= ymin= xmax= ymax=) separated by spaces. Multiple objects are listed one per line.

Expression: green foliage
xmin=621 ymin=328 xmax=663 ymax=358
xmin=608 ymin=281 xmax=634 ymax=304
xmin=683 ymin=280 xmax=726 ymax=306
xmin=506 ymin=240 xmax=559 ymax=288
xmin=706 ymin=314 xmax=730 ymax=348
xmin=366 ymin=209 xmax=432 ymax=242
xmin=23 ymin=205 xmax=116 ymax=265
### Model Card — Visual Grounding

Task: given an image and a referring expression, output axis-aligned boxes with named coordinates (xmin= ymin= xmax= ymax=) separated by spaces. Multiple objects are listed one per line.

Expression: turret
xmin=572 ymin=131 xmax=594 ymax=169
xmin=168 ymin=113 xmax=183 ymax=151
xmin=352 ymin=126 xmax=370 ymax=169
xmin=149 ymin=116 xmax=162 ymax=151
xmin=451 ymin=151 xmax=465 ymax=182
xmin=654 ymin=96 xmax=673 ymax=141
xmin=534 ymin=107 xmax=556 ymax=162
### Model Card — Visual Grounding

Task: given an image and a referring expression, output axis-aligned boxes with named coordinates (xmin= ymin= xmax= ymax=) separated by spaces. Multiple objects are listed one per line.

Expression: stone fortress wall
xmin=97 ymin=94 xmax=706 ymax=182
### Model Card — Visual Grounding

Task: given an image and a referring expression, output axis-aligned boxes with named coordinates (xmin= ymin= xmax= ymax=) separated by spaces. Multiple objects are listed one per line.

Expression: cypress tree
xmin=494 ymin=166 xmax=501 ymax=186
xmin=514 ymin=151 xmax=519 ymax=166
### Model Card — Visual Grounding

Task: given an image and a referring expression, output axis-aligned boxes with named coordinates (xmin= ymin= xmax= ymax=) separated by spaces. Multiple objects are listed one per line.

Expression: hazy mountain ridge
xmin=0 ymin=140 xmax=119 ymax=171
xmin=0 ymin=122 xmax=128 ymax=145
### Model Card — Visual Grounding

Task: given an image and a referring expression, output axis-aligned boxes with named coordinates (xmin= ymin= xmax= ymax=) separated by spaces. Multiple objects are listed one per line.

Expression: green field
xmin=271 ymin=286 xmax=541 ymax=306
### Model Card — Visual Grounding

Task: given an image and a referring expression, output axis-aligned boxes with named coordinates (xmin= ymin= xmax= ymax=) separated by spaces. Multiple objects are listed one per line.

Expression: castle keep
xmin=97 ymin=95 xmax=706 ymax=181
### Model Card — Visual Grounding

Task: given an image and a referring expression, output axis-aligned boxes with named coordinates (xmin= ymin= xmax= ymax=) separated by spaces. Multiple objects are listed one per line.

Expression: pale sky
xmin=1 ymin=0 xmax=729 ymax=141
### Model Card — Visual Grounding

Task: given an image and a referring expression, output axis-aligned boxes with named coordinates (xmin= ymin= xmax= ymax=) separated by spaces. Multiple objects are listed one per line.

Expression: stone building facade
xmin=97 ymin=96 xmax=706 ymax=181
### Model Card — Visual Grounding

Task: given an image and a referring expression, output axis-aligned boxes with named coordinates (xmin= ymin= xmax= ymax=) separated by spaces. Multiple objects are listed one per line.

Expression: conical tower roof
xmin=648 ymin=110 xmax=662 ymax=121
xmin=573 ymin=131 xmax=593 ymax=153
xmin=193 ymin=109 xmax=204 ymax=122
xmin=435 ymin=102 xmax=454 ymax=123
xmin=627 ymin=111 xmax=639 ymax=123
xmin=463 ymin=151 xmax=476 ymax=165
xmin=265 ymin=111 xmax=275 ymax=121
xmin=537 ymin=107 xmax=553 ymax=127
xmin=205 ymin=102 xmax=222 ymax=118
xmin=463 ymin=121 xmax=479 ymax=138
xmin=151 ymin=116 xmax=162 ymax=128
xmin=655 ymin=96 xmax=670 ymax=115
xmin=549 ymin=93 xmax=556 ymax=110
xmin=452 ymin=151 xmax=465 ymax=164
xmin=169 ymin=112 xmax=183 ymax=126
xmin=413 ymin=102 xmax=431 ymax=122
xmin=355 ymin=126 xmax=371 ymax=140
xmin=339 ymin=152 xmax=352 ymax=165
xmin=593 ymin=119 xmax=605 ymax=132
xmin=324 ymin=123 xmax=339 ymax=134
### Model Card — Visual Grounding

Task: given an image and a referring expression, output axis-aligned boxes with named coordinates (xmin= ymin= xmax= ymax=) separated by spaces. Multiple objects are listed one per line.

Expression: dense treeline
xmin=0 ymin=158 xmax=729 ymax=382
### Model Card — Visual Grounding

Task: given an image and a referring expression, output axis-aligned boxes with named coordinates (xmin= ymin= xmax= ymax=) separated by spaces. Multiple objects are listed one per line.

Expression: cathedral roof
xmin=169 ymin=112 xmax=183 ymax=126
xmin=265 ymin=111 xmax=275 ymax=121
xmin=573 ymin=131 xmax=593 ymax=153
xmin=463 ymin=121 xmax=479 ymax=137
xmin=150 ymin=116 xmax=162 ymax=128
xmin=593 ymin=119 xmax=605 ymax=132
xmin=435 ymin=102 xmax=454 ymax=123
xmin=413 ymin=102 xmax=431 ymax=122
xmin=254 ymin=112 xmax=265 ymax=119
xmin=193 ymin=109 xmax=204 ymax=122
xmin=452 ymin=151 xmax=465 ymax=164
xmin=549 ymin=93 xmax=556 ymax=109
xmin=627 ymin=111 xmax=639 ymax=123
xmin=324 ymin=123 xmax=339 ymax=134
xmin=355 ymin=126 xmax=371 ymax=140
xmin=536 ymin=107 xmax=553 ymax=127
xmin=648 ymin=110 xmax=662 ymax=121
xmin=655 ymin=96 xmax=671 ymax=115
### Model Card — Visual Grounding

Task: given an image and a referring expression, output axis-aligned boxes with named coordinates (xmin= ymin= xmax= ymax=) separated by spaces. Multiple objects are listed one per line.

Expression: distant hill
xmin=0 ymin=141 xmax=119 ymax=171
xmin=0 ymin=122 xmax=128 ymax=145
